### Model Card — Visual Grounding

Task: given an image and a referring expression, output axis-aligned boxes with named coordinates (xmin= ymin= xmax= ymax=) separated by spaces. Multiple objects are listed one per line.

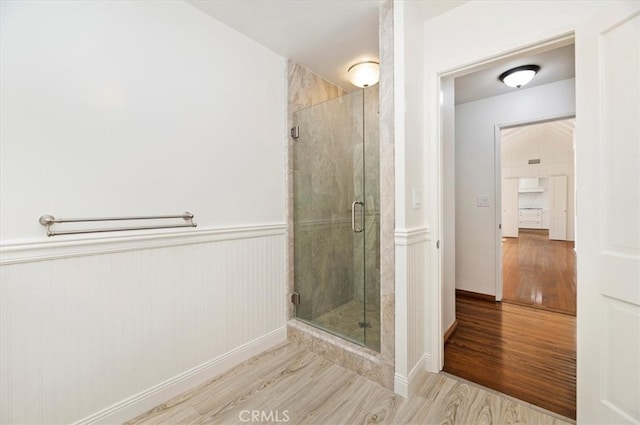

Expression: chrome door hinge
xmin=291 ymin=292 xmax=300 ymax=306
xmin=291 ymin=126 xmax=299 ymax=139
xmin=436 ymin=240 xmax=440 ymax=249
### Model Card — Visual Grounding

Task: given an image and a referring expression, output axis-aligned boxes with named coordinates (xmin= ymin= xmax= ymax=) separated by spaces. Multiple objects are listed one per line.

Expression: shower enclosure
xmin=293 ymin=86 xmax=380 ymax=351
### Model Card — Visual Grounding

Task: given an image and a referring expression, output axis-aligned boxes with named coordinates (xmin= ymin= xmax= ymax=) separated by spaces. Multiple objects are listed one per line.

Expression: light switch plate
xmin=412 ymin=189 xmax=421 ymax=209
xmin=477 ymin=195 xmax=490 ymax=207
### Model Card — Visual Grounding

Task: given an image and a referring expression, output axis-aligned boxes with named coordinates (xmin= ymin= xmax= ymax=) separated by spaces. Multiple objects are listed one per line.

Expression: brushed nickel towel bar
xmin=38 ymin=212 xmax=197 ymax=237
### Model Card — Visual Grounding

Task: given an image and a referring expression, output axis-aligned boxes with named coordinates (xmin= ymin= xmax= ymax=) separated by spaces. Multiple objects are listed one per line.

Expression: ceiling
xmin=185 ymin=1 xmax=573 ymax=100
xmin=455 ymin=44 xmax=575 ymax=104
xmin=186 ymin=0 xmax=467 ymax=92
xmin=186 ymin=0 xmax=382 ymax=91
xmin=502 ymin=118 xmax=575 ymax=145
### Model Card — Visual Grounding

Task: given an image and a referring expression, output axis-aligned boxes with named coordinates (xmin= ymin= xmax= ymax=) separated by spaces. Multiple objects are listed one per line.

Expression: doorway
xmin=425 ymin=3 xmax=639 ymax=423
xmin=499 ymin=119 xmax=577 ymax=315
xmin=441 ymin=41 xmax=578 ymax=419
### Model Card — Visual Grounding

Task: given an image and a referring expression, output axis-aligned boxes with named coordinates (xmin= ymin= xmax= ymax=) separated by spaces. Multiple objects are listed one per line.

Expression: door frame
xmin=434 ymin=33 xmax=576 ymax=371
xmin=493 ymin=114 xmax=576 ymax=302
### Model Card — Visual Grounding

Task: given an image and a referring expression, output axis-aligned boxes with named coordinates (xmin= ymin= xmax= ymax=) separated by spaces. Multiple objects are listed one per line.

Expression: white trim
xmin=409 ymin=353 xmax=430 ymax=384
xmin=394 ymin=227 xmax=431 ymax=246
xmin=494 ymin=125 xmax=504 ymax=302
xmin=394 ymin=373 xmax=409 ymax=398
xmin=72 ymin=327 xmax=287 ymax=425
xmin=0 ymin=223 xmax=286 ymax=265
xmin=394 ymin=353 xmax=430 ymax=399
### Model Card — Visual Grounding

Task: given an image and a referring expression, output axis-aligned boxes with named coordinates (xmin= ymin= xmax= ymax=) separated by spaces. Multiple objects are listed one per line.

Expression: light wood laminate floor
xmin=127 ymin=342 xmax=572 ymax=425
xmin=444 ymin=296 xmax=576 ymax=420
xmin=502 ymin=229 xmax=576 ymax=315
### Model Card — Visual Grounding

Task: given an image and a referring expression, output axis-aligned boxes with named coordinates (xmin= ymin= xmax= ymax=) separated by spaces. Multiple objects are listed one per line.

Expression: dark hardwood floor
xmin=444 ymin=295 xmax=576 ymax=419
xmin=502 ymin=229 xmax=576 ymax=315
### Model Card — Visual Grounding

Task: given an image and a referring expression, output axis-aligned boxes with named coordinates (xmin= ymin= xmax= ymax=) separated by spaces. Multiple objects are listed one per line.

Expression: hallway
xmin=444 ymin=295 xmax=576 ymax=419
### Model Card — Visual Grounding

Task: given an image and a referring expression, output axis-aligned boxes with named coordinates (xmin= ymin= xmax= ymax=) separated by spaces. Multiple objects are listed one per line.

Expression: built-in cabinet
xmin=518 ymin=208 xmax=543 ymax=229
xmin=502 ymin=175 xmax=568 ymax=240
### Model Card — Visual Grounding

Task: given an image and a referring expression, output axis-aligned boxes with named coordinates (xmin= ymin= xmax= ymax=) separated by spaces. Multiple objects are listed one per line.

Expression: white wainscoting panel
xmin=405 ymin=229 xmax=429 ymax=377
xmin=0 ymin=225 xmax=286 ymax=424
xmin=394 ymin=227 xmax=429 ymax=396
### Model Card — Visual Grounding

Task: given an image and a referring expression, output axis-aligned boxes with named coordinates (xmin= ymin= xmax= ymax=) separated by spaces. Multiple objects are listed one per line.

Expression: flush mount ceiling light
xmin=348 ymin=61 xmax=380 ymax=88
xmin=499 ymin=65 xmax=541 ymax=88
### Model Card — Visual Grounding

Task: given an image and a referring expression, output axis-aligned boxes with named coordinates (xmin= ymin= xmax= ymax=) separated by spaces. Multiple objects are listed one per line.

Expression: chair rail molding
xmin=0 ymin=223 xmax=286 ymax=265
xmin=394 ymin=227 xmax=431 ymax=246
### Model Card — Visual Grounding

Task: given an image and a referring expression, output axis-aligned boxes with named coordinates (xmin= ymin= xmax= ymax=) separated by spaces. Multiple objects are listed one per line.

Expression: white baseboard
xmin=409 ymin=353 xmax=430 ymax=383
xmin=73 ymin=327 xmax=287 ymax=425
xmin=394 ymin=373 xmax=409 ymax=398
xmin=395 ymin=353 xmax=431 ymax=398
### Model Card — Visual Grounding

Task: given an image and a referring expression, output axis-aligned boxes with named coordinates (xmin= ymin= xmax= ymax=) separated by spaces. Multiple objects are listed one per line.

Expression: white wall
xmin=394 ymin=0 xmax=468 ymax=394
xmin=398 ymin=3 xmax=426 ymax=230
xmin=0 ymin=1 xmax=286 ymax=423
xmin=394 ymin=0 xmax=468 ymax=385
xmin=455 ymin=79 xmax=575 ymax=296
xmin=0 ymin=0 xmax=286 ymax=243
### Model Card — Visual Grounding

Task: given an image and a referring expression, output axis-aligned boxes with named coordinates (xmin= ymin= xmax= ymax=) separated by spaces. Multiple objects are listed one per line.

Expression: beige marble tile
xmin=288 ymin=320 xmax=392 ymax=389
xmin=287 ymin=324 xmax=313 ymax=347
xmin=286 ymin=60 xmax=348 ymax=324
xmin=381 ymin=292 xmax=395 ymax=361
xmin=378 ymin=0 xmax=395 ymax=366
xmin=312 ymin=335 xmax=346 ymax=365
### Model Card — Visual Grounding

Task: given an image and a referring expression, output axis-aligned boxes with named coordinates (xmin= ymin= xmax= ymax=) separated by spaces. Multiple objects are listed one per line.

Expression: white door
xmin=576 ymin=2 xmax=640 ymax=424
xmin=549 ymin=175 xmax=567 ymax=240
xmin=502 ymin=178 xmax=519 ymax=237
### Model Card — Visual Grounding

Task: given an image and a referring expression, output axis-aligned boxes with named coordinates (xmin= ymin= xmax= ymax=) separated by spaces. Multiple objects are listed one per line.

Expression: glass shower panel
xmin=293 ymin=90 xmax=367 ymax=346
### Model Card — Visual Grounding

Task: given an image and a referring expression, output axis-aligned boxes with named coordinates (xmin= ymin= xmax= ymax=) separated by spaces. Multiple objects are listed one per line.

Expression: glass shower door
xmin=293 ymin=89 xmax=370 ymax=347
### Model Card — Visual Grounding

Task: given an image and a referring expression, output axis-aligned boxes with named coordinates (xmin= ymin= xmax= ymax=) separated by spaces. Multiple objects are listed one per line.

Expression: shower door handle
xmin=351 ymin=201 xmax=364 ymax=233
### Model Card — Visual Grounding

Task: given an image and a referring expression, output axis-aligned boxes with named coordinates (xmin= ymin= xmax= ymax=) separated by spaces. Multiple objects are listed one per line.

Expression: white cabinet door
xmin=576 ymin=2 xmax=640 ymax=423
xmin=549 ymin=175 xmax=567 ymax=240
xmin=502 ymin=178 xmax=519 ymax=237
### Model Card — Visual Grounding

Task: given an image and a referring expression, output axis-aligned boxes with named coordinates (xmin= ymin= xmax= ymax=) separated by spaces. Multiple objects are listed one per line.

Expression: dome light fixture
xmin=348 ymin=61 xmax=380 ymax=88
xmin=499 ymin=65 xmax=540 ymax=88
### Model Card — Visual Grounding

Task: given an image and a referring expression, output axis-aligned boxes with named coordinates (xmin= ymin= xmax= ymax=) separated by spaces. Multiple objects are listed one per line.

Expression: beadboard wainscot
xmin=0 ymin=224 xmax=286 ymax=425
xmin=393 ymin=227 xmax=430 ymax=397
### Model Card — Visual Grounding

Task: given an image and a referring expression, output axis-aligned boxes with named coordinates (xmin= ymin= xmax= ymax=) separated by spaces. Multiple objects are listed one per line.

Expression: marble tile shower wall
xmin=287 ymin=62 xmax=346 ymax=321
xmin=292 ymin=87 xmax=380 ymax=323
xmin=287 ymin=62 xmax=345 ymax=114
xmin=293 ymin=92 xmax=361 ymax=320
xmin=288 ymin=61 xmax=381 ymax=324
